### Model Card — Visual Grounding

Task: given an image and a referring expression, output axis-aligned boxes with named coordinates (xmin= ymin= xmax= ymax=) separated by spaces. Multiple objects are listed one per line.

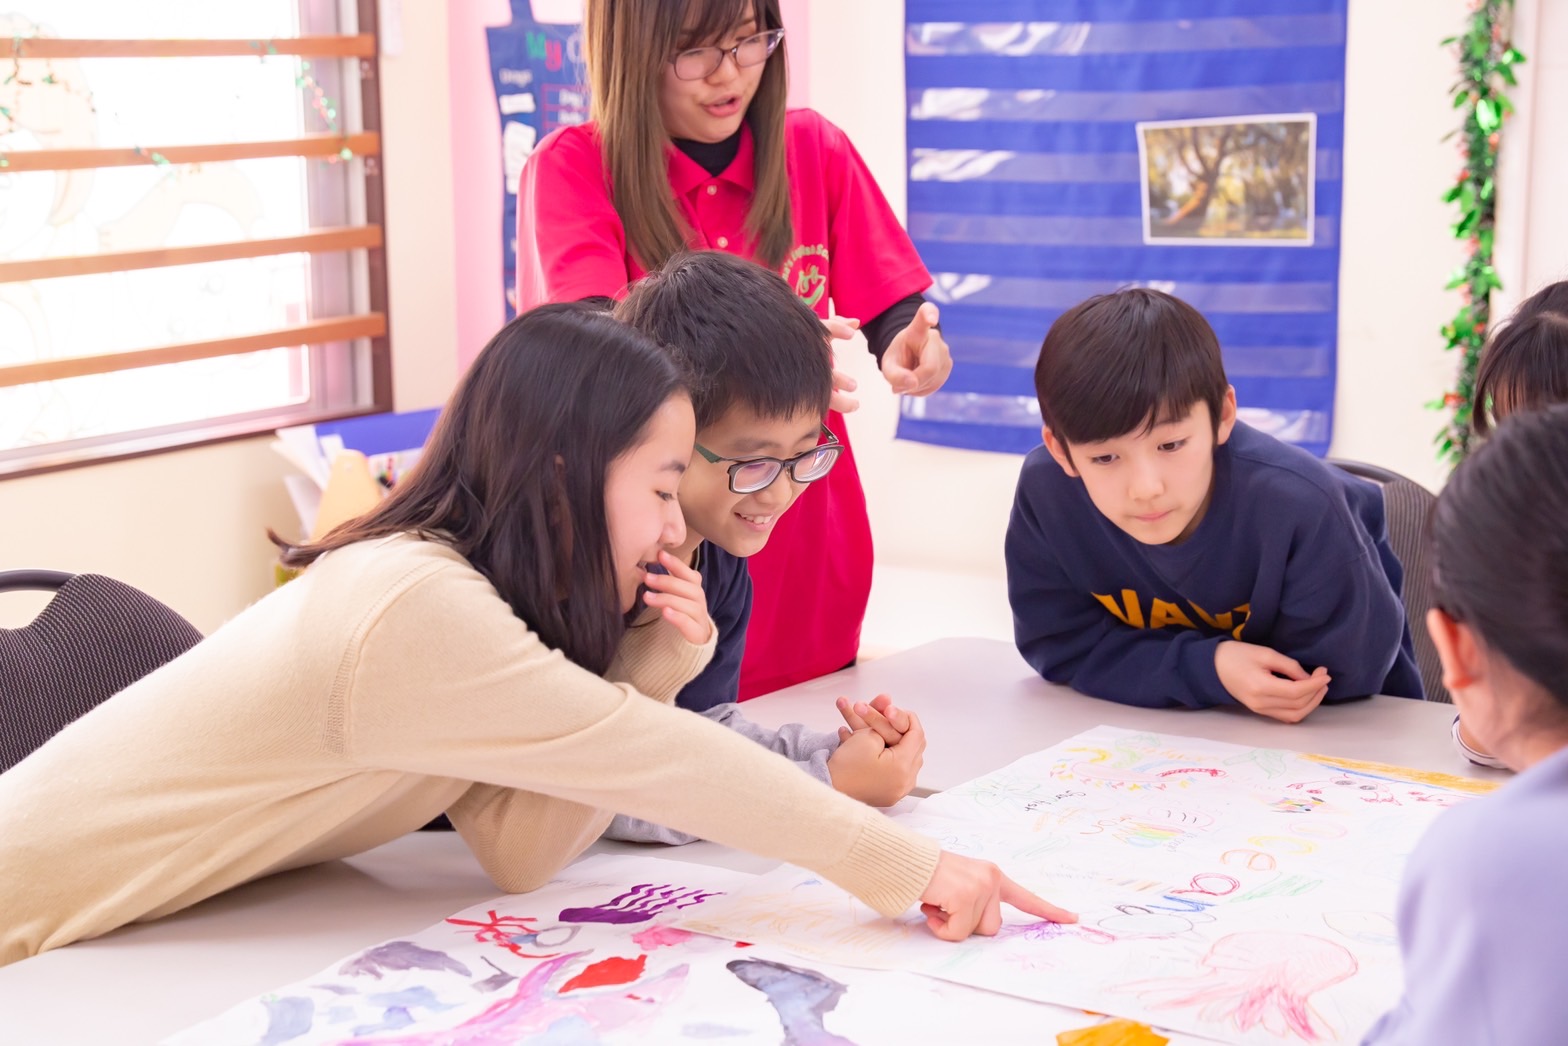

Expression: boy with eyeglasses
xmin=607 ymin=252 xmax=925 ymax=844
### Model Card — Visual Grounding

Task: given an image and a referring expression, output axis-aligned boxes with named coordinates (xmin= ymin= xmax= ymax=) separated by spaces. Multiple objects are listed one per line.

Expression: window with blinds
xmin=0 ymin=0 xmax=389 ymax=477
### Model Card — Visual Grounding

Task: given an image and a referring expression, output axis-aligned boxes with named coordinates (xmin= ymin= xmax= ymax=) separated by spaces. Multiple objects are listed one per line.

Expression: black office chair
xmin=0 ymin=570 xmax=203 ymax=773
xmin=1328 ymin=461 xmax=1449 ymax=704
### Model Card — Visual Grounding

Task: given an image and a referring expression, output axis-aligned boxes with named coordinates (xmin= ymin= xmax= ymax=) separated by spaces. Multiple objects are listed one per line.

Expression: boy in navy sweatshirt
xmin=1005 ymin=288 xmax=1422 ymax=720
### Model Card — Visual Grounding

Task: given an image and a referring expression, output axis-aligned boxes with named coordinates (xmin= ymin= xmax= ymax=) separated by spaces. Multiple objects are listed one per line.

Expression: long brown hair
xmin=583 ymin=0 xmax=793 ymax=272
xmin=274 ymin=303 xmax=689 ymax=675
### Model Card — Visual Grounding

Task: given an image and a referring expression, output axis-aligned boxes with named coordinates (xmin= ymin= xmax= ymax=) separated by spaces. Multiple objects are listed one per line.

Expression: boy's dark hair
xmin=1034 ymin=288 xmax=1228 ymax=447
xmin=1431 ymin=404 xmax=1568 ymax=711
xmin=615 ymin=251 xmax=831 ymax=430
xmin=1472 ymin=280 xmax=1568 ymax=437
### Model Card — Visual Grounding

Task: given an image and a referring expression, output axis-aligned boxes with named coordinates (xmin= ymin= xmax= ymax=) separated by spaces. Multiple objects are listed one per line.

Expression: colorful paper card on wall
xmin=488 ymin=0 xmax=588 ymax=320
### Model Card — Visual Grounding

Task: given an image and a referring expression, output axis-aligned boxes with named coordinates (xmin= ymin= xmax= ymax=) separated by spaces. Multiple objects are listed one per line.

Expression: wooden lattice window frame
xmin=0 ymin=1 xmax=391 ymax=478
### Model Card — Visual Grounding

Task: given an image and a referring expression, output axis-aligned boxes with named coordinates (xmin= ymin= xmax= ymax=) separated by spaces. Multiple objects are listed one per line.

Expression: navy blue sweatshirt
xmin=673 ymin=541 xmax=752 ymax=713
xmin=1005 ymin=422 xmax=1423 ymax=708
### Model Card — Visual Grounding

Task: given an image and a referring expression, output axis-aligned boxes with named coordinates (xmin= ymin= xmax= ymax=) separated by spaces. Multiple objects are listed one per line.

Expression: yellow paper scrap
xmin=1057 ymin=1016 xmax=1170 ymax=1046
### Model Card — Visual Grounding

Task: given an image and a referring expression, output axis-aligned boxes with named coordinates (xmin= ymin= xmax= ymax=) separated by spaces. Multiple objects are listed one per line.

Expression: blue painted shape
xmin=258 ymin=995 xmax=314 ymax=1046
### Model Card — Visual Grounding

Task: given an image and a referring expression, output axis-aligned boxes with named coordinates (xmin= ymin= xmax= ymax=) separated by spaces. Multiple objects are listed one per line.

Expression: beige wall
xmin=807 ymin=0 xmax=1567 ymax=583
xmin=0 ymin=3 xmax=460 ymax=631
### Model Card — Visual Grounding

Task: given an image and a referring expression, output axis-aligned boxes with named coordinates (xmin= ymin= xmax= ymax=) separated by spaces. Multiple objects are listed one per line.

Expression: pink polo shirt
xmin=516 ymin=108 xmax=931 ymax=698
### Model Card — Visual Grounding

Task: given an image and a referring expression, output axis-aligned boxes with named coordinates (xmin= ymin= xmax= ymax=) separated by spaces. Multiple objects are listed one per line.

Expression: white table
xmin=0 ymin=638 xmax=1503 ymax=1042
xmin=744 ymin=637 xmax=1503 ymax=793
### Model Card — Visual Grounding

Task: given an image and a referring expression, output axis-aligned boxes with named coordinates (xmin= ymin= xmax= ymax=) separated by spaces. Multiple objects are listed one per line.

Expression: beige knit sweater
xmin=0 ymin=535 xmax=939 ymax=966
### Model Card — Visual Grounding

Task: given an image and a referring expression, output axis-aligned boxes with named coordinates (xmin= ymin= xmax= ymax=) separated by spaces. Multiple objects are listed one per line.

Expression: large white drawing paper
xmin=683 ymin=726 xmax=1494 ymax=1046
xmin=166 ymin=853 xmax=1139 ymax=1045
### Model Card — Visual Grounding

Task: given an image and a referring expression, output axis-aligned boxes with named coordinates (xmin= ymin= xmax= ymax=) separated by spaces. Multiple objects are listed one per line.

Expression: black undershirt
xmin=672 ymin=129 xmax=743 ymax=178
xmin=666 ymin=133 xmax=932 ymax=363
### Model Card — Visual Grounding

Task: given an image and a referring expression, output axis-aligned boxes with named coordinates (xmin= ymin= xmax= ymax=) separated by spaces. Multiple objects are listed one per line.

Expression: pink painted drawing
xmin=1120 ymin=931 xmax=1358 ymax=1042
xmin=336 ymin=950 xmax=689 ymax=1045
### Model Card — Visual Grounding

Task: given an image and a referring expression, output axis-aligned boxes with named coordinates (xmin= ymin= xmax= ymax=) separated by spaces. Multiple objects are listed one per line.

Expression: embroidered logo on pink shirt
xmin=782 ymin=243 xmax=830 ymax=308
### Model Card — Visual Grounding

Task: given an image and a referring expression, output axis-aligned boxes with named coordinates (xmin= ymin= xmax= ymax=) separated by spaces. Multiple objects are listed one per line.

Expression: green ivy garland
xmin=1435 ymin=0 xmax=1524 ymax=466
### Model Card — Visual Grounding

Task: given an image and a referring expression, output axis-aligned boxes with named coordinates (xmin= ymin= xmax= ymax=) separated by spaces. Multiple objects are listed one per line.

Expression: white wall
xmin=0 ymin=3 xmax=460 ymax=631
xmin=806 ymin=0 xmax=1568 ymax=596
xmin=807 ymin=2 xmax=1022 ymax=589
xmin=3 ymin=2 xmax=1561 ymax=643
xmin=1499 ymin=0 xmax=1568 ymax=310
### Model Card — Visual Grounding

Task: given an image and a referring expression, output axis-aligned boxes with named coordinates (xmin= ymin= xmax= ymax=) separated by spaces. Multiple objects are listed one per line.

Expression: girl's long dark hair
xmin=1472 ymin=280 xmax=1568 ymax=437
xmin=275 ymin=303 xmax=688 ymax=674
xmin=1430 ymin=404 xmax=1568 ymax=709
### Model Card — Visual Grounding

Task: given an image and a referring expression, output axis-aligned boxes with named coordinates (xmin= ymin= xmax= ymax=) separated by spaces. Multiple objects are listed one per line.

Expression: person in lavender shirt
xmin=1362 ymin=405 xmax=1568 ymax=1043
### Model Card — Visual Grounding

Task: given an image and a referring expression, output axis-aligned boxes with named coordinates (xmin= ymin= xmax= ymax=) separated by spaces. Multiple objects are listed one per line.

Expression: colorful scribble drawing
xmin=1288 ymin=775 xmax=1403 ymax=806
xmin=1301 ymin=754 xmax=1499 ymax=796
xmin=1121 ymin=932 xmax=1358 ymax=1042
xmin=1106 ymin=817 xmax=1169 ymax=846
xmin=996 ymin=920 xmax=1115 ymax=945
xmin=560 ymin=882 xmax=723 ymax=924
xmin=169 ymin=855 xmax=1100 ymax=1046
xmin=729 ymin=958 xmax=858 ymax=1046
xmin=336 ymin=951 xmax=690 ymax=1045
xmin=1053 ymin=740 xmax=1229 ymax=792
xmin=1272 ymin=795 xmax=1326 ymax=814
xmin=445 ymin=909 xmax=579 ymax=957
xmin=173 ymin=733 xmax=1486 ymax=1046
xmin=686 ymin=726 xmax=1480 ymax=1046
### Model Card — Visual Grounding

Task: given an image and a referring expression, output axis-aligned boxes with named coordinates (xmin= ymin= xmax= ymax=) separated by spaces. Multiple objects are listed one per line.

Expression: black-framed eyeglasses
xmin=671 ymin=28 xmax=785 ymax=81
xmin=694 ymin=423 xmax=841 ymax=494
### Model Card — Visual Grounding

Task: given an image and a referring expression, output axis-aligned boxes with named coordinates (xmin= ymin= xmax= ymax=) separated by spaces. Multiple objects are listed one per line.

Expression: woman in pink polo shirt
xmin=516 ymin=0 xmax=952 ymax=699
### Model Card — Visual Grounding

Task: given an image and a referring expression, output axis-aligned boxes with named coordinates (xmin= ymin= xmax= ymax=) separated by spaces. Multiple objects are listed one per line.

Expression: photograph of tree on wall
xmin=1138 ymin=115 xmax=1316 ymax=246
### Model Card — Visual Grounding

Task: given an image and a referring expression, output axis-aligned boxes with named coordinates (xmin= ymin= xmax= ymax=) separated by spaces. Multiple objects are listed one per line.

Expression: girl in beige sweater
xmin=0 ymin=303 xmax=1071 ymax=966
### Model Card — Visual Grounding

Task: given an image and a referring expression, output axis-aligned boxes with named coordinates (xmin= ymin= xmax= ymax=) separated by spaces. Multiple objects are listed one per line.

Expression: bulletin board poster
xmin=488 ymin=1 xmax=588 ymax=320
xmin=900 ymin=2 xmax=1349 ymax=457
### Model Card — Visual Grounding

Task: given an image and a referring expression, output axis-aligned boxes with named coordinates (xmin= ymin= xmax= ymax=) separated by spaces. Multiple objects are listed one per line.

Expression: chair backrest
xmin=1328 ymin=460 xmax=1449 ymax=704
xmin=0 ymin=572 xmax=203 ymax=773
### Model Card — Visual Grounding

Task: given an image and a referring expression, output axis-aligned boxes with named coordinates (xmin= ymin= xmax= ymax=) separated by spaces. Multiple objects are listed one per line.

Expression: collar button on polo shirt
xmin=668 ymin=133 xmax=756 ymax=255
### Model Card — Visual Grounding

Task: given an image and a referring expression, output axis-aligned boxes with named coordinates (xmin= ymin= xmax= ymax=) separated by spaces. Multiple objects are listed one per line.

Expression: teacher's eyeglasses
xmin=694 ymin=424 xmax=841 ymax=495
xmin=671 ymin=28 xmax=785 ymax=81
